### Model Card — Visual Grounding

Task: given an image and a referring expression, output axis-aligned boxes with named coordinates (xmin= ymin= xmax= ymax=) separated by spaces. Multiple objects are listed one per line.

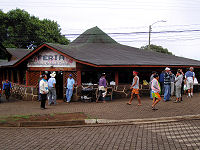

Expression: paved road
xmin=1 ymin=120 xmax=200 ymax=150
xmin=0 ymin=93 xmax=200 ymax=120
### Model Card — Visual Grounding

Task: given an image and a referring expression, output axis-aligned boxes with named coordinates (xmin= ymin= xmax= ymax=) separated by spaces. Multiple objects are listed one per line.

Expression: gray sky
xmin=1 ymin=0 xmax=200 ymax=60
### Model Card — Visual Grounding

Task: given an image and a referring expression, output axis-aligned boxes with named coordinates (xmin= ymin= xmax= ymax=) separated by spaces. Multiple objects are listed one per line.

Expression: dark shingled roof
xmin=6 ymin=48 xmax=33 ymax=59
xmin=45 ymin=26 xmax=200 ymax=67
xmin=2 ymin=26 xmax=200 ymax=67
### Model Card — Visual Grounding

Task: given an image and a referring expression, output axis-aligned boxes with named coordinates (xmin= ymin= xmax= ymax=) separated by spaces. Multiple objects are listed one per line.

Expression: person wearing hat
xmin=66 ymin=74 xmax=75 ymax=103
xmin=48 ymin=72 xmax=57 ymax=105
xmin=127 ymin=71 xmax=141 ymax=106
xmin=164 ymin=67 xmax=172 ymax=102
xmin=96 ymin=73 xmax=107 ymax=103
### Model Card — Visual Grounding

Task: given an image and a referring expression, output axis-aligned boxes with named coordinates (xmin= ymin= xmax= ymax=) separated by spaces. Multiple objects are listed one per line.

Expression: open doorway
xmin=43 ymin=71 xmax=64 ymax=99
xmin=55 ymin=71 xmax=63 ymax=99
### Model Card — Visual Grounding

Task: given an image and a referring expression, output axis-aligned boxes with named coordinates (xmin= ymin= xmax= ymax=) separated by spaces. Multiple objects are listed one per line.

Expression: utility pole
xmin=148 ymin=20 xmax=166 ymax=50
xmin=148 ymin=25 xmax=152 ymax=49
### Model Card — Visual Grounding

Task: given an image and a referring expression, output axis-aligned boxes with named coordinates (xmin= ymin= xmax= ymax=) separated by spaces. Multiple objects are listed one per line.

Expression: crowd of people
xmin=127 ymin=67 xmax=196 ymax=110
xmin=0 ymin=67 xmax=197 ymax=110
xmin=39 ymin=73 xmax=75 ymax=109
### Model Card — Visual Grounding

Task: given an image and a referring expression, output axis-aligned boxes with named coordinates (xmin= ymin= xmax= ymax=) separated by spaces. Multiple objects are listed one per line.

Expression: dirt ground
xmin=0 ymin=112 xmax=88 ymax=127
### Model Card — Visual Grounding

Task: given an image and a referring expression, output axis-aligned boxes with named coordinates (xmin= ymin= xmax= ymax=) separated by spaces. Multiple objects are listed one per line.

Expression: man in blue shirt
xmin=3 ymin=80 xmax=12 ymax=100
xmin=48 ymin=72 xmax=56 ymax=105
xmin=66 ymin=74 xmax=75 ymax=103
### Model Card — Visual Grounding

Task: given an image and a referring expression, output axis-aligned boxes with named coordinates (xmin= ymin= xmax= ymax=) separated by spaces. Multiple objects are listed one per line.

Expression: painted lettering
xmin=59 ymin=55 xmax=64 ymax=60
xmin=49 ymin=55 xmax=53 ymax=60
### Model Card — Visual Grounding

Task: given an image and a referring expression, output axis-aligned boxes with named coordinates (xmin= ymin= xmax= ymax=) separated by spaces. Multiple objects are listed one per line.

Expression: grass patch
xmin=50 ymin=113 xmax=54 ymax=117
xmin=0 ymin=120 xmax=6 ymax=123
xmin=13 ymin=115 xmax=30 ymax=119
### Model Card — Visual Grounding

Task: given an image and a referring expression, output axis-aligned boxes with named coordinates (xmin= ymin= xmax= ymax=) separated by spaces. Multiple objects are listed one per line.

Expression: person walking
xmin=96 ymin=73 xmax=107 ymax=103
xmin=66 ymin=74 xmax=75 ymax=103
xmin=48 ymin=72 xmax=57 ymax=105
xmin=164 ymin=67 xmax=171 ymax=102
xmin=3 ymin=80 xmax=12 ymax=101
xmin=127 ymin=71 xmax=141 ymax=106
xmin=174 ymin=71 xmax=183 ymax=103
xmin=185 ymin=67 xmax=195 ymax=98
xmin=151 ymin=74 xmax=161 ymax=110
xmin=39 ymin=74 xmax=48 ymax=109
xmin=150 ymin=71 xmax=157 ymax=100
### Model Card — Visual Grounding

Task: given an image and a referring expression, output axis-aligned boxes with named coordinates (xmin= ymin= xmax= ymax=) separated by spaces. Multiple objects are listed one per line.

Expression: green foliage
xmin=0 ymin=9 xmax=69 ymax=48
xmin=140 ymin=44 xmax=173 ymax=55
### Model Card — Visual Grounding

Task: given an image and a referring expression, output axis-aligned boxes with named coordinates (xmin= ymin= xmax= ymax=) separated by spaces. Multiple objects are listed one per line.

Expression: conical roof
xmin=70 ymin=26 xmax=118 ymax=44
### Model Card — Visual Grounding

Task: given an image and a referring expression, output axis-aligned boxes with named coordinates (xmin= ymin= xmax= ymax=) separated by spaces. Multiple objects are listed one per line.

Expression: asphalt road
xmin=0 ymin=120 xmax=200 ymax=150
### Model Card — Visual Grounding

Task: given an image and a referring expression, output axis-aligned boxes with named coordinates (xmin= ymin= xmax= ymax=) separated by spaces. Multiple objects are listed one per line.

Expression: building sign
xmin=27 ymin=49 xmax=76 ymax=67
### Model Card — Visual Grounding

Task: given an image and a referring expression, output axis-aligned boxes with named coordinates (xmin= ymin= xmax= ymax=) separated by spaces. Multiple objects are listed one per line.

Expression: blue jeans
xmin=164 ymin=84 xmax=171 ymax=101
xmin=150 ymin=89 xmax=153 ymax=99
xmin=66 ymin=88 xmax=73 ymax=102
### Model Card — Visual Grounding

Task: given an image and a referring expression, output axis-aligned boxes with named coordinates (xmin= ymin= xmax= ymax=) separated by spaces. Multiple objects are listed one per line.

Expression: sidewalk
xmin=0 ymin=93 xmax=200 ymax=121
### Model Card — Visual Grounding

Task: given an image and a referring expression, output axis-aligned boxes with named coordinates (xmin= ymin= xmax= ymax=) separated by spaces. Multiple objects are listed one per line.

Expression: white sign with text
xmin=27 ymin=49 xmax=76 ymax=67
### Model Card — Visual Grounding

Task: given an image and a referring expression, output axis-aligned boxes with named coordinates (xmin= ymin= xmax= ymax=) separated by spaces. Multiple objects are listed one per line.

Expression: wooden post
xmin=2 ymin=69 xmax=5 ymax=81
xmin=26 ymin=70 xmax=29 ymax=86
xmin=11 ymin=70 xmax=14 ymax=83
xmin=115 ymin=71 xmax=119 ymax=85
xmin=17 ymin=70 xmax=20 ymax=84
xmin=77 ymin=70 xmax=81 ymax=86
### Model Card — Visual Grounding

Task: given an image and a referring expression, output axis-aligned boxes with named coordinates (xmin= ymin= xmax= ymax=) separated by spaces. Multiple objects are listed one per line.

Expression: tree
xmin=0 ymin=9 xmax=69 ymax=48
xmin=140 ymin=44 xmax=173 ymax=55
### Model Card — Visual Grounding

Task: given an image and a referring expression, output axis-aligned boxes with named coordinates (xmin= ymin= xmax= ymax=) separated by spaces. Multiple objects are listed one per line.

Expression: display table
xmin=81 ymin=87 xmax=96 ymax=102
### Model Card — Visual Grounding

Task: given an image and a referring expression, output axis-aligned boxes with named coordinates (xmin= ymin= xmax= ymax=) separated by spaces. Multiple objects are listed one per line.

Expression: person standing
xmin=170 ymin=71 xmax=176 ymax=96
xmin=178 ymin=69 xmax=184 ymax=101
xmin=96 ymin=73 xmax=107 ymax=103
xmin=174 ymin=71 xmax=183 ymax=103
xmin=3 ymin=80 xmax=12 ymax=100
xmin=164 ymin=67 xmax=171 ymax=102
xmin=150 ymin=71 xmax=157 ymax=100
xmin=48 ymin=72 xmax=57 ymax=105
xmin=66 ymin=74 xmax=75 ymax=103
xmin=185 ymin=67 xmax=195 ymax=98
xmin=159 ymin=71 xmax=165 ymax=95
xmin=39 ymin=74 xmax=48 ymax=109
xmin=127 ymin=71 xmax=141 ymax=106
xmin=151 ymin=74 xmax=161 ymax=110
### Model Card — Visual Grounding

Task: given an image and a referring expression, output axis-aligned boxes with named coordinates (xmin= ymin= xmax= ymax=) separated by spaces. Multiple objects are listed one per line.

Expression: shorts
xmin=186 ymin=81 xmax=193 ymax=90
xmin=132 ymin=88 xmax=139 ymax=95
xmin=152 ymin=92 xmax=161 ymax=99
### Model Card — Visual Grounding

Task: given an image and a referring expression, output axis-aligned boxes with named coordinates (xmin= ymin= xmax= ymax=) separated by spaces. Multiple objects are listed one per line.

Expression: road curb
xmin=1 ymin=114 xmax=200 ymax=129
xmin=16 ymin=120 xmax=85 ymax=127
xmin=86 ymin=114 xmax=200 ymax=125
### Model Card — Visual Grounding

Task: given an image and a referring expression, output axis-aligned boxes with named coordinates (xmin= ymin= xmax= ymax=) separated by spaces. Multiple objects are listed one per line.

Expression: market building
xmin=0 ymin=26 xmax=200 ymax=101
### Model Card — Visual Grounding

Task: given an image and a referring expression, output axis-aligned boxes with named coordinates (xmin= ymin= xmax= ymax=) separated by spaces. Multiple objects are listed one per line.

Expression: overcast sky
xmin=1 ymin=0 xmax=200 ymax=60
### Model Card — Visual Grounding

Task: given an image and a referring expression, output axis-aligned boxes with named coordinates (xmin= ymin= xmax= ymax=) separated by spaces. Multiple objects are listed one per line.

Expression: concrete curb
xmin=1 ymin=114 xmax=200 ymax=128
xmin=18 ymin=120 xmax=85 ymax=127
xmin=86 ymin=114 xmax=200 ymax=125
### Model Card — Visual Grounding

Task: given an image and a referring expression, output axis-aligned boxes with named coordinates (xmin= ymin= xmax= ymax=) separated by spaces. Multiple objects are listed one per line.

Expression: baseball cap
xmin=69 ymin=74 xmax=72 ymax=77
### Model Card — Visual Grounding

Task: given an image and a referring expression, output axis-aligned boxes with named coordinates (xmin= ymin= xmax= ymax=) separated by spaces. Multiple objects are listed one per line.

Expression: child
xmin=151 ymin=74 xmax=161 ymax=110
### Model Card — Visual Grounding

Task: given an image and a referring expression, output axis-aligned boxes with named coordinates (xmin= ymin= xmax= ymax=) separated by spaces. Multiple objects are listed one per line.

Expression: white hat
xmin=50 ymin=72 xmax=56 ymax=77
xmin=165 ymin=67 xmax=170 ymax=71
